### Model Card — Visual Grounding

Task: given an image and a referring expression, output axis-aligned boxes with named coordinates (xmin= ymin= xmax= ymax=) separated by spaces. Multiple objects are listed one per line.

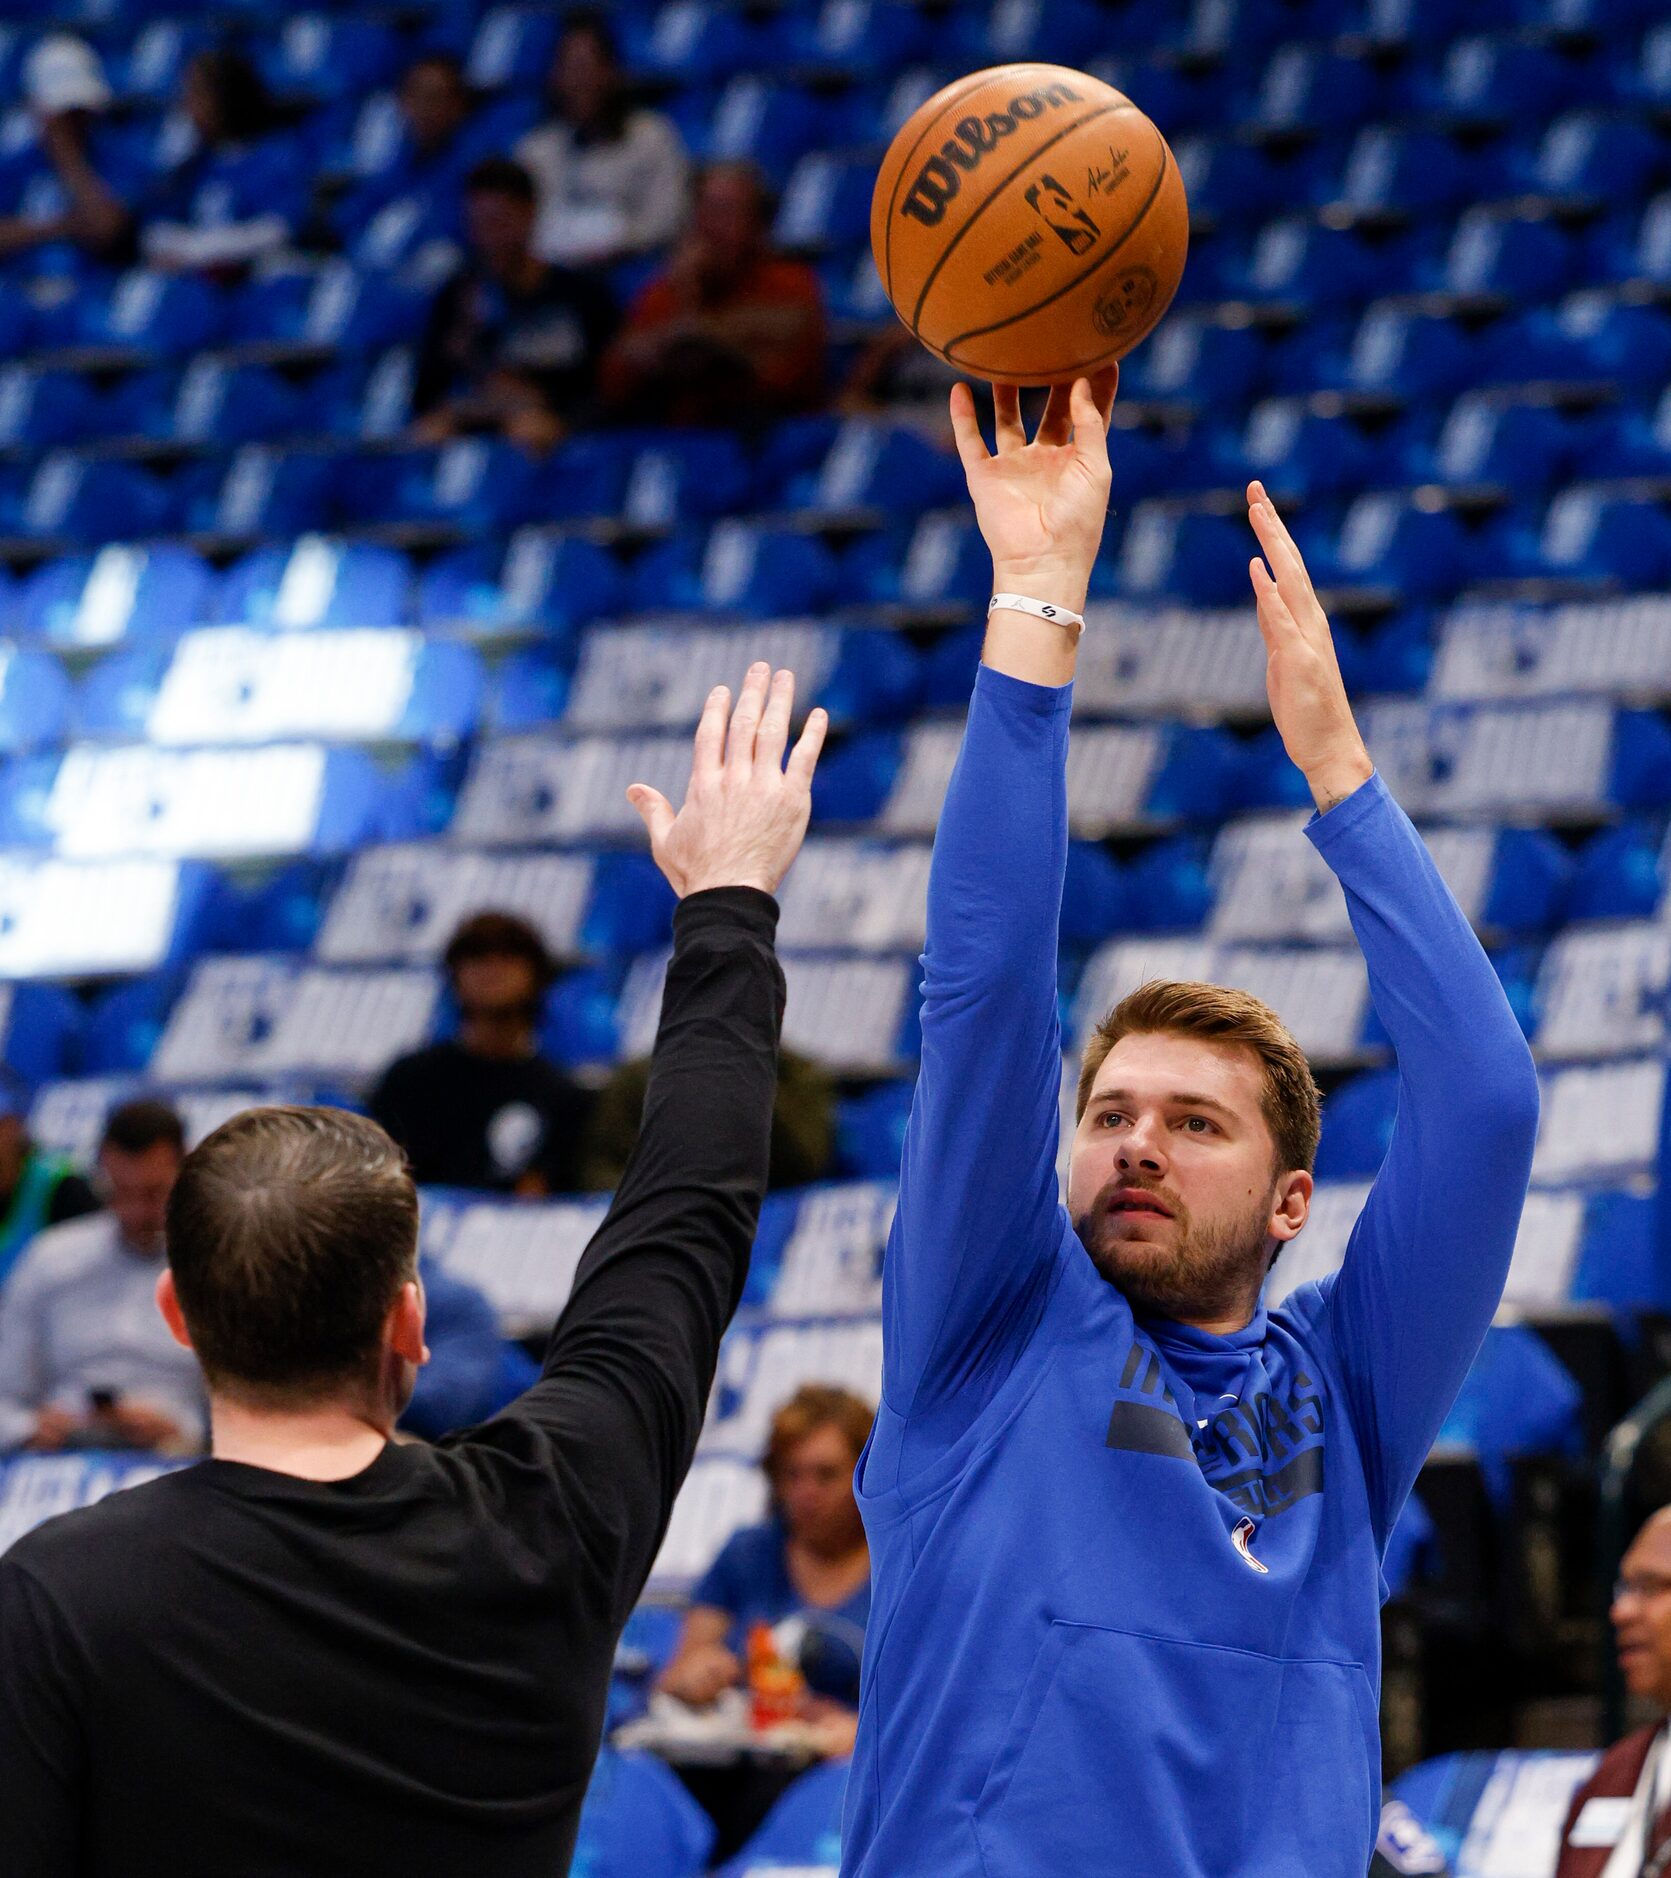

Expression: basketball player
xmin=0 ymin=665 xmax=824 ymax=1876
xmin=840 ymin=373 xmax=1541 ymax=1877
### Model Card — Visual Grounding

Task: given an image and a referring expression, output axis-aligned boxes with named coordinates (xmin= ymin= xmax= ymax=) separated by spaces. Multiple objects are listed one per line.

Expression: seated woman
xmin=659 ymin=1384 xmax=873 ymax=1757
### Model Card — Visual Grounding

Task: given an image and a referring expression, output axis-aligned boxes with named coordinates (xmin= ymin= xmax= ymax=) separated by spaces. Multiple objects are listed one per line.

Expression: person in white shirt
xmin=0 ymin=1099 xmax=202 ymax=1454
xmin=515 ymin=8 xmax=688 ymax=270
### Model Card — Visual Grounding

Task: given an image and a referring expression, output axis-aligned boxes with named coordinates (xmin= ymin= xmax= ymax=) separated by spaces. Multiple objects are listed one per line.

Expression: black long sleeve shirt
xmin=0 ymin=888 xmax=783 ymax=1878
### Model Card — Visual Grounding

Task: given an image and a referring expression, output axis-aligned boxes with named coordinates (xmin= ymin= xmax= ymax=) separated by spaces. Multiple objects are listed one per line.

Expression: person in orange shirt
xmin=600 ymin=160 xmax=826 ymax=427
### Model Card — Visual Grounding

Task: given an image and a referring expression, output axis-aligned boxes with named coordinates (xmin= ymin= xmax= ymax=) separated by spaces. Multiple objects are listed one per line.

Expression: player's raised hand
xmin=1246 ymin=481 xmax=1374 ymax=815
xmin=949 ymin=368 xmax=1118 ymax=617
xmin=627 ymin=662 xmax=827 ymax=898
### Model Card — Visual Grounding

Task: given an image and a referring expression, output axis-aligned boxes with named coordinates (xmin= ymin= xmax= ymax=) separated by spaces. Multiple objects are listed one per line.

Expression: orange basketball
xmin=870 ymin=64 xmax=1189 ymax=384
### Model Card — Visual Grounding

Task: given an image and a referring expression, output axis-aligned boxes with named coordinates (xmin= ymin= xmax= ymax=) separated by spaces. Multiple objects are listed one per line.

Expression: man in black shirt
xmin=370 ymin=908 xmax=590 ymax=1195
xmin=0 ymin=663 xmax=828 ymax=1877
xmin=413 ymin=154 xmax=616 ymax=452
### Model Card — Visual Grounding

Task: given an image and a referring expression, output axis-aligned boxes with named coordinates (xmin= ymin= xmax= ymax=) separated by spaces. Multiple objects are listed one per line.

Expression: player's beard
xmin=1072 ymin=1176 xmax=1276 ymax=1323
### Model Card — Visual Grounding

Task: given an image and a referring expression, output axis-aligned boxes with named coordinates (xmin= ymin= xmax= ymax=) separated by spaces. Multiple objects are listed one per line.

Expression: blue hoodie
xmin=842 ymin=665 xmax=1540 ymax=1877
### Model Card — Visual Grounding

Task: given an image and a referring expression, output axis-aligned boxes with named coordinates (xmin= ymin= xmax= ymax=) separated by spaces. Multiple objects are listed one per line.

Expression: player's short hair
xmin=166 ymin=1106 xmax=419 ymax=1404
xmin=1076 ymin=980 xmax=1322 ymax=1176
xmin=763 ymin=1384 xmax=875 ymax=1486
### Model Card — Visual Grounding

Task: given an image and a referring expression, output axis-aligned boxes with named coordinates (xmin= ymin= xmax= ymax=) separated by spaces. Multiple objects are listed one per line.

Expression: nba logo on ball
xmin=871 ymin=63 xmax=1189 ymax=383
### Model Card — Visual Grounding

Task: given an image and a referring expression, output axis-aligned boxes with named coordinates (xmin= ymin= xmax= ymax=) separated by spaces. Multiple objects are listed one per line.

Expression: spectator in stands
xmin=0 ymin=1100 xmax=201 ymax=1455
xmin=142 ymin=49 xmax=307 ymax=275
xmin=599 ymin=160 xmax=826 ymax=428
xmin=370 ymin=911 xmax=591 ymax=1196
xmin=582 ymin=1045 xmax=835 ymax=1193
xmin=1554 ymin=1504 xmax=1671 ymax=1874
xmin=515 ymin=9 xmax=688 ymax=270
xmin=0 ymin=1099 xmax=98 ymax=1292
xmin=659 ymin=1384 xmax=872 ymax=1757
xmin=338 ymin=52 xmax=476 ymax=267
xmin=412 ymin=156 xmax=617 ymax=452
xmin=0 ymin=36 xmax=135 ymax=270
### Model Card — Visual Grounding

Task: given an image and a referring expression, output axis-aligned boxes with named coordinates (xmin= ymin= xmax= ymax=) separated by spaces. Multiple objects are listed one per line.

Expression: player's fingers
xmin=785 ymin=706 xmax=829 ymax=791
xmin=625 ymin=784 xmax=676 ymax=854
xmin=1035 ymin=381 xmax=1075 ymax=448
xmin=993 ymin=382 xmax=1025 ymax=453
xmin=948 ymin=381 xmax=989 ymax=472
xmin=692 ymin=683 xmax=729 ymax=782
xmin=1247 ymin=482 xmax=1318 ymax=601
xmin=1069 ymin=376 xmax=1109 ymax=472
xmin=1249 ymin=557 xmax=1295 ymax=653
xmin=755 ymin=667 xmax=794 ymax=768
xmin=726 ymin=661 xmax=770 ymax=771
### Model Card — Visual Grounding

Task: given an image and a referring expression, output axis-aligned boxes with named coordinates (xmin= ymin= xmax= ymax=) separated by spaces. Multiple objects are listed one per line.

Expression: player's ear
xmin=155 ymin=1268 xmax=194 ymax=1350
xmin=1268 ymin=1170 xmax=1312 ymax=1243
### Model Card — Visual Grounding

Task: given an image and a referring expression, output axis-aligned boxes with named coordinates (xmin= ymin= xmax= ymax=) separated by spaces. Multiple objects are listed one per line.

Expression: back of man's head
xmin=166 ymin=1107 xmax=418 ymax=1405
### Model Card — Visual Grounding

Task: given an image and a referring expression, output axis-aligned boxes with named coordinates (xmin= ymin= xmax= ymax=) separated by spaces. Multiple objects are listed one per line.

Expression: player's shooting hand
xmin=1246 ymin=481 xmax=1374 ymax=815
xmin=949 ymin=368 xmax=1118 ymax=616
xmin=628 ymin=663 xmax=827 ymax=898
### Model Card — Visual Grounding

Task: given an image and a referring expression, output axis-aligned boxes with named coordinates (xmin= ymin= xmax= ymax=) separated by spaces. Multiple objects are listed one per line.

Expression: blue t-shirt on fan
xmin=692 ymin=1520 xmax=869 ymax=1707
xmin=841 ymin=666 xmax=1541 ymax=1878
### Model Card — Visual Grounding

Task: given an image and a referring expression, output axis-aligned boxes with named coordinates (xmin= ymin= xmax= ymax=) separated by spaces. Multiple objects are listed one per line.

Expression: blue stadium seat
xmin=170 ymin=360 xmax=305 ymax=447
xmin=1116 ymin=505 xmax=1258 ymax=608
xmin=623 ymin=2 xmax=769 ymax=84
xmin=80 ymin=976 xmax=175 ymax=1077
xmin=1428 ymin=394 xmax=1577 ymax=490
xmin=187 ymin=447 xmax=337 ymax=539
xmin=79 ymin=268 xmax=226 ymax=356
xmin=74 ymin=647 xmax=169 ymax=740
xmin=783 ymin=421 xmax=965 ymax=520
xmin=1173 ymin=136 xmax=1277 ymax=224
xmin=119 ymin=20 xmax=206 ymax=102
xmin=1527 ymin=487 xmax=1671 ymax=587
xmin=262 ymin=14 xmax=404 ymax=102
xmin=1314 ymin=1067 xmax=1399 ymax=1180
xmin=715 ymin=1758 xmax=847 ymax=1877
xmin=215 ymin=539 xmax=413 ymax=630
xmin=0 ymin=649 xmax=71 ymax=753
xmin=1328 ymin=494 xmax=1476 ymax=600
xmin=1123 ymin=316 xmax=1267 ymax=409
xmin=784 ymin=0 xmax=934 ymax=77
xmin=1469 ymin=308 xmax=1576 ymax=387
xmin=703 ymin=79 xmax=829 ymax=184
xmin=630 ymin=522 xmax=841 ymax=617
xmin=1438 ymin=1324 xmax=1583 ymax=1507
xmin=1558 ymin=294 xmax=1671 ymax=387
xmin=1236 ymin=400 xmax=1376 ymax=501
xmin=0 ymin=367 xmax=102 ymax=449
xmin=1237 ymin=219 xmax=1397 ymax=310
xmin=1565 ymin=820 xmax=1666 ymax=921
xmin=1253 ymin=45 xmax=1381 ymax=132
xmin=1435 ymin=208 xmax=1577 ymax=300
xmin=22 ymin=455 xmax=175 ymax=544
xmin=1346 ymin=306 xmax=1478 ymax=401
xmin=1572 ymin=1191 xmax=1665 ymax=1310
xmin=1335 ymin=127 xmax=1498 ymax=217
xmin=1531 ymin=110 xmax=1668 ymax=204
xmin=1426 ymin=36 xmax=1590 ymax=126
xmin=19 ymin=546 xmax=215 ymax=650
xmin=618 ymin=431 xmax=755 ymax=527
xmin=367 ymin=440 xmax=548 ymax=533
xmin=485 ymin=648 xmax=567 ymax=731
xmin=775 ymin=151 xmax=875 ymax=251
xmin=467 ymin=6 xmax=560 ymax=90
xmin=418 ymin=532 xmax=624 ymax=638
xmin=971 ymin=0 xmax=1114 ymax=67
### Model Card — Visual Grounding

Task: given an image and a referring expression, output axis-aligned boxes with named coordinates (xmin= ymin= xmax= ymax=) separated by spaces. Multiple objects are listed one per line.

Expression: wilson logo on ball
xmin=899 ymin=82 xmax=1085 ymax=228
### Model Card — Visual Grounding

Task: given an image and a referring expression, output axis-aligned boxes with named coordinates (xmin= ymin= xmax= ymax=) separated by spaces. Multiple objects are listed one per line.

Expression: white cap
xmin=24 ymin=35 xmax=112 ymax=116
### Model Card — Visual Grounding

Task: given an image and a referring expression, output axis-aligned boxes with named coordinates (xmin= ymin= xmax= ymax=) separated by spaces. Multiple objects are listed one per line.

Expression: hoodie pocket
xmin=972 ymin=1622 xmax=1371 ymax=1878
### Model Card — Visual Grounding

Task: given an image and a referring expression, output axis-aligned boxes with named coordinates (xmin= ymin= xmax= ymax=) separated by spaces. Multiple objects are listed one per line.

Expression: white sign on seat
xmin=768 ymin=1182 xmax=897 ymax=1319
xmin=777 ymin=841 xmax=932 ymax=954
xmin=1533 ymin=1057 xmax=1666 ymax=1184
xmin=0 ymin=856 xmax=184 ymax=978
xmin=1362 ymin=701 xmax=1614 ymax=820
xmin=452 ymin=734 xmax=694 ymax=845
xmin=1076 ymin=606 xmax=1269 ymax=719
xmin=422 ymin=1194 xmax=610 ymax=1337
xmin=317 ymin=846 xmax=596 ymax=965
xmin=152 ymin=958 xmax=438 ymax=1085
xmin=44 ymin=744 xmax=331 ymax=860
xmin=1534 ymin=923 xmax=1671 ymax=1061
xmin=1434 ymin=598 xmax=1671 ymax=705
xmin=148 ymin=628 xmax=420 ymax=746
xmin=566 ymin=622 xmax=838 ymax=734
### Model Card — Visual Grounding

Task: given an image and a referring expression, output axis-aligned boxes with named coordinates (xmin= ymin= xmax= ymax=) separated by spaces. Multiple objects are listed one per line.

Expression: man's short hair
xmin=1076 ymin=980 xmax=1322 ymax=1176
xmin=695 ymin=158 xmax=776 ymax=227
xmin=465 ymin=156 xmax=537 ymax=206
xmin=443 ymin=910 xmax=556 ymax=990
xmin=166 ymin=1106 xmax=419 ymax=1404
xmin=763 ymin=1384 xmax=875 ymax=1487
xmin=101 ymin=1097 xmax=186 ymax=1159
xmin=559 ymin=6 xmax=621 ymax=64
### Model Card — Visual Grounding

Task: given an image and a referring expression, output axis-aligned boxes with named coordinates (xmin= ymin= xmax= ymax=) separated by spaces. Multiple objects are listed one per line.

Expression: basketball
xmin=870 ymin=63 xmax=1189 ymax=383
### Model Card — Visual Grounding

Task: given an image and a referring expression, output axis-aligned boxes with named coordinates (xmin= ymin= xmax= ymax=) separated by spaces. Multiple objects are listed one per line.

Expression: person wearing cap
xmin=0 ymin=35 xmax=134 ymax=268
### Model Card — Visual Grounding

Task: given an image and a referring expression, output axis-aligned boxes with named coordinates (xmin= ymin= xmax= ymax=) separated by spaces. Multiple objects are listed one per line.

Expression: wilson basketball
xmin=871 ymin=64 xmax=1189 ymax=383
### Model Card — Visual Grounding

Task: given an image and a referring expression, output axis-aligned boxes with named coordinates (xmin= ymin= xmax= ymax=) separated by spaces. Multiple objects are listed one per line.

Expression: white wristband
xmin=988 ymin=592 xmax=1085 ymax=631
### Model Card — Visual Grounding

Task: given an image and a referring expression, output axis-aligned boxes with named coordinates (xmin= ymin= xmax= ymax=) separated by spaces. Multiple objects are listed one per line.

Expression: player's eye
xmin=1098 ymin=1110 xmax=1126 ymax=1128
xmin=1181 ymin=1115 xmax=1215 ymax=1134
